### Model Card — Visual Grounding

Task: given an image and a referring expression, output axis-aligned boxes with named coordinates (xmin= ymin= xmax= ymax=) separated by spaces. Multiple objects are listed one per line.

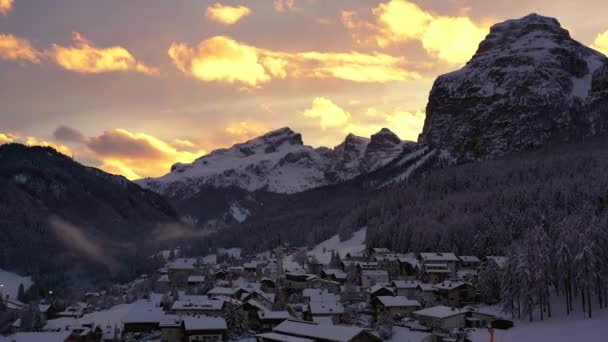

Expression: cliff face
xmin=419 ymin=13 xmax=608 ymax=161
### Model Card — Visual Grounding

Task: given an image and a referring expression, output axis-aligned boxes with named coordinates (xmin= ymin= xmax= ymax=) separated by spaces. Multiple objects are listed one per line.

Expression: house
xmin=207 ymin=287 xmax=237 ymax=297
xmin=256 ymin=320 xmax=382 ymax=342
xmin=241 ymin=290 xmax=276 ymax=309
xmin=159 ymin=316 xmax=183 ymax=342
xmin=370 ymin=296 xmax=421 ymax=321
xmin=415 ymin=283 xmax=436 ymax=306
xmin=183 ymin=316 xmax=227 ymax=342
xmin=433 ymin=281 xmax=476 ymax=307
xmin=371 ymin=248 xmax=391 ymax=259
xmin=321 ymin=269 xmax=347 ymax=284
xmin=391 ymin=280 xmax=420 ymax=298
xmin=414 ymin=305 xmax=496 ymax=333
xmin=419 ymin=253 xmax=459 ymax=276
xmin=122 ymin=307 xmax=166 ymax=333
xmin=458 ymin=256 xmax=481 ymax=269
xmin=365 ymin=284 xmax=395 ymax=302
xmin=306 ymin=301 xmax=344 ymax=323
xmin=56 ymin=302 xmax=92 ymax=319
xmin=307 ymin=277 xmax=341 ymax=293
xmin=360 ymin=270 xmax=389 ymax=287
xmin=238 ymin=299 xmax=268 ymax=329
xmin=187 ymin=275 xmax=206 ymax=288
xmin=171 ymin=298 xmax=225 ymax=316
xmin=257 ymin=311 xmax=292 ymax=331
xmin=168 ymin=258 xmax=197 ymax=286
xmin=285 ymin=273 xmax=312 ymax=290
xmin=413 ymin=305 xmax=468 ymax=331
xmin=260 ymin=277 xmax=276 ymax=290
xmin=303 ymin=289 xmax=340 ymax=303
xmin=422 ymin=263 xmax=451 ymax=284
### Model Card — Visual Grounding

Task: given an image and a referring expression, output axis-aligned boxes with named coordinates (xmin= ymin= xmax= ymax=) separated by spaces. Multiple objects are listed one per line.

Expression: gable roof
xmin=373 ymin=296 xmax=421 ymax=308
xmin=273 ymin=320 xmax=381 ymax=342
xmin=420 ymin=253 xmax=459 ymax=262
xmin=183 ymin=316 xmax=227 ymax=331
xmin=309 ymin=301 xmax=344 ymax=315
xmin=413 ymin=305 xmax=465 ymax=319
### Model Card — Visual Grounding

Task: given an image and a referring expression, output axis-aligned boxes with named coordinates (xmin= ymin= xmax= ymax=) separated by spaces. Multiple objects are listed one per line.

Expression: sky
xmin=1 ymin=0 xmax=607 ymax=179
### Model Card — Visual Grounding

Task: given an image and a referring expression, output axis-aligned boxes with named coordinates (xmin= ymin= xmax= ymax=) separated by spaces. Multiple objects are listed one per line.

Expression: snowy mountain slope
xmin=0 ymin=269 xmax=33 ymax=302
xmin=283 ymin=227 xmax=367 ymax=272
xmin=137 ymin=127 xmax=413 ymax=196
xmin=420 ymin=13 xmax=608 ymax=161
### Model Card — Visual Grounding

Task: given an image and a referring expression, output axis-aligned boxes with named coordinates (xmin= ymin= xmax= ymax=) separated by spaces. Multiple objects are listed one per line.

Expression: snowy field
xmin=283 ymin=227 xmax=366 ymax=272
xmin=0 ymin=268 xmax=33 ymax=301
xmin=470 ymin=300 xmax=608 ymax=341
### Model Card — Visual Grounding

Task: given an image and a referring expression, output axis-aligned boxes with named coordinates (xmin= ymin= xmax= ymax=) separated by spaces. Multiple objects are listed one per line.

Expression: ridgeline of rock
xmin=419 ymin=13 xmax=608 ymax=161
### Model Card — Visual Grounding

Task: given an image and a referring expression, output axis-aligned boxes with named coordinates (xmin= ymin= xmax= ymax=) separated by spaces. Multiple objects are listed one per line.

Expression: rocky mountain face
xmin=0 ymin=144 xmax=179 ymax=285
xmin=137 ymin=127 xmax=414 ymax=197
xmin=420 ymin=13 xmax=608 ymax=161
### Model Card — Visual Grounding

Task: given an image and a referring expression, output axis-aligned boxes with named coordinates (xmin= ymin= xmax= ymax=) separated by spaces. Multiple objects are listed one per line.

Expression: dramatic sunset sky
xmin=1 ymin=0 xmax=607 ymax=179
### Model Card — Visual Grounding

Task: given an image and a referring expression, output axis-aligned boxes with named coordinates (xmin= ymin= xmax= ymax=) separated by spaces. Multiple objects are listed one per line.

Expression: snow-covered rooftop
xmin=183 ymin=316 xmax=227 ymax=331
xmin=375 ymin=296 xmax=421 ymax=308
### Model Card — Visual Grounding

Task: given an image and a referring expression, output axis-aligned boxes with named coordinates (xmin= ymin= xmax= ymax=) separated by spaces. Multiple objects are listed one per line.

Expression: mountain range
xmin=2 ymin=13 xmax=608 ymax=289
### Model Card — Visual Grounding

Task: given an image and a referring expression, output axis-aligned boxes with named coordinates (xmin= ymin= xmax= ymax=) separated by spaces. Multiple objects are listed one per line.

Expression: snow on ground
xmin=386 ymin=327 xmax=431 ymax=342
xmin=0 ymin=268 xmax=33 ymax=301
xmin=283 ymin=227 xmax=366 ymax=272
xmin=229 ymin=202 xmax=250 ymax=223
xmin=470 ymin=300 xmax=608 ymax=342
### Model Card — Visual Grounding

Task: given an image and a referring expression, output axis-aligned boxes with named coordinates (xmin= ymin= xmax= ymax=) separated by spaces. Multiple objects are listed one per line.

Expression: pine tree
xmin=17 ymin=283 xmax=26 ymax=303
xmin=225 ymin=304 xmax=245 ymax=339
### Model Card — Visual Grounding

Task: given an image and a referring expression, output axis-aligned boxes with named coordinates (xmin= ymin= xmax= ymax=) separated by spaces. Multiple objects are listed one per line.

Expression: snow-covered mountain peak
xmin=137 ymin=128 xmax=413 ymax=196
xmin=420 ymin=13 xmax=608 ymax=162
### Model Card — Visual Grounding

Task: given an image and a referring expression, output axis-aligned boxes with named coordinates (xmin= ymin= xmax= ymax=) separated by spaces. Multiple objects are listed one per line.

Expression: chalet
xmin=207 ymin=287 xmax=237 ymax=297
xmin=413 ymin=306 xmax=497 ymax=332
xmin=171 ymin=298 xmax=225 ymax=316
xmin=458 ymin=256 xmax=481 ymax=269
xmin=285 ymin=273 xmax=312 ymax=290
xmin=419 ymin=253 xmax=459 ymax=275
xmin=168 ymin=258 xmax=197 ymax=286
xmin=413 ymin=305 xmax=468 ymax=331
xmin=422 ymin=263 xmax=451 ymax=284
xmin=360 ymin=270 xmax=389 ymax=287
xmin=122 ymin=307 xmax=166 ymax=333
xmin=257 ymin=311 xmax=292 ymax=331
xmin=159 ymin=316 xmax=183 ymax=342
xmin=238 ymin=299 xmax=268 ymax=329
xmin=256 ymin=320 xmax=382 ymax=342
xmin=241 ymin=291 xmax=276 ymax=309
xmin=371 ymin=248 xmax=391 ymax=259
xmin=391 ymin=280 xmax=420 ymax=298
xmin=183 ymin=316 xmax=227 ymax=342
xmin=370 ymin=296 xmax=421 ymax=321
xmin=433 ymin=281 xmax=476 ymax=307
xmin=306 ymin=301 xmax=344 ymax=323
xmin=214 ymin=269 xmax=229 ymax=280
xmin=302 ymin=289 xmax=340 ymax=303
xmin=156 ymin=274 xmax=171 ymax=292
xmin=365 ymin=284 xmax=395 ymax=302
xmin=307 ymin=277 xmax=341 ymax=293
xmin=321 ymin=269 xmax=347 ymax=284
xmin=260 ymin=277 xmax=276 ymax=290
xmin=415 ymin=283 xmax=436 ymax=306
xmin=187 ymin=275 xmax=205 ymax=290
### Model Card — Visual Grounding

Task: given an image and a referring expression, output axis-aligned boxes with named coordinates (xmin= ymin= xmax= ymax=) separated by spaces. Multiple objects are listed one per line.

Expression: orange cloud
xmin=0 ymin=0 xmax=13 ymax=16
xmin=0 ymin=34 xmax=41 ymax=63
xmin=48 ymin=32 xmax=159 ymax=75
xmin=205 ymin=3 xmax=251 ymax=25
xmin=303 ymin=97 xmax=351 ymax=130
xmin=168 ymin=36 xmax=419 ymax=87
xmin=592 ymin=30 xmax=608 ymax=55
xmin=85 ymin=129 xmax=206 ymax=179
xmin=273 ymin=0 xmax=296 ymax=12
xmin=168 ymin=36 xmax=271 ymax=86
xmin=0 ymin=132 xmax=16 ymax=144
xmin=342 ymin=0 xmax=489 ymax=65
